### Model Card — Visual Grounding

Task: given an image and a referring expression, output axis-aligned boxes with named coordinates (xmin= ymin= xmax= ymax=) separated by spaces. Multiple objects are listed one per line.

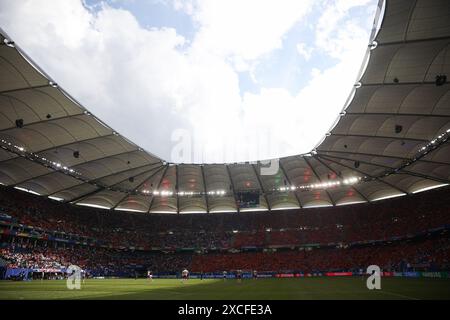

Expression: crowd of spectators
xmin=191 ymin=236 xmax=450 ymax=273
xmin=0 ymin=186 xmax=450 ymax=275
xmin=1 ymin=186 xmax=449 ymax=250
xmin=0 ymin=243 xmax=192 ymax=275
xmin=2 ymin=234 xmax=449 ymax=275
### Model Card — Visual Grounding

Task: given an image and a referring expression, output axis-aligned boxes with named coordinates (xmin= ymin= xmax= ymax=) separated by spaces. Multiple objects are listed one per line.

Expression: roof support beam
xmin=0 ymin=84 xmax=50 ymax=95
xmin=317 ymin=154 xmax=409 ymax=195
xmin=200 ymin=165 xmax=210 ymax=213
xmin=343 ymin=111 xmax=450 ymax=119
xmin=49 ymin=162 xmax=162 ymax=197
xmin=251 ymin=164 xmax=271 ymax=211
xmin=361 ymin=81 xmax=443 ymax=87
xmin=403 ymin=0 xmax=419 ymax=41
xmin=397 ymin=170 xmax=450 ymax=184
xmin=376 ymin=35 xmax=450 ymax=48
xmin=314 ymin=153 xmax=450 ymax=183
xmin=0 ymin=112 xmax=85 ymax=134
xmin=111 ymin=165 xmax=165 ymax=210
xmin=330 ymin=133 xmax=428 ymax=143
xmin=67 ymin=164 xmax=164 ymax=204
xmin=0 ymin=133 xmax=116 ymax=164
xmin=85 ymin=162 xmax=162 ymax=187
xmin=66 ymin=187 xmax=102 ymax=205
xmin=12 ymin=149 xmax=146 ymax=187
xmin=319 ymin=149 xmax=408 ymax=159
xmin=34 ymin=133 xmax=116 ymax=155
xmin=317 ymin=153 xmax=395 ymax=171
xmin=303 ymin=156 xmax=335 ymax=206
xmin=106 ymin=163 xmax=162 ymax=189
xmin=226 ymin=165 xmax=240 ymax=213
xmin=278 ymin=160 xmax=302 ymax=208
xmin=316 ymin=150 xmax=450 ymax=167
xmin=314 ymin=155 xmax=370 ymax=203
xmin=148 ymin=164 xmax=169 ymax=213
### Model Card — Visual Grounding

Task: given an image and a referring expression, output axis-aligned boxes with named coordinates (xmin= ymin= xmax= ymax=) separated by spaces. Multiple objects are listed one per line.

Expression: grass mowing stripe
xmin=0 ymin=278 xmax=449 ymax=300
xmin=376 ymin=290 xmax=420 ymax=300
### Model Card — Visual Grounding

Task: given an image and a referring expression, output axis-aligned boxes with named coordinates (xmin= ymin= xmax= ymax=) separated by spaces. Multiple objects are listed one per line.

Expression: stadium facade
xmin=0 ymin=0 xmax=449 ymax=215
xmin=0 ymin=1 xmax=450 ymax=299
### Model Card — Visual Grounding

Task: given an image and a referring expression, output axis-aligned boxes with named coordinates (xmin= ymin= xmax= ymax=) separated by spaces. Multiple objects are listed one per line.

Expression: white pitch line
xmin=377 ymin=290 xmax=420 ymax=300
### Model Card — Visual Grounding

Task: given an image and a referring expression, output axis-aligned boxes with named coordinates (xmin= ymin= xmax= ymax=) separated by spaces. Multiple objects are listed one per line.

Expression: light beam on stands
xmin=209 ymin=210 xmax=238 ymax=214
xmin=180 ymin=210 xmax=208 ymax=214
xmin=302 ymin=203 xmax=333 ymax=209
xmin=336 ymin=201 xmax=366 ymax=206
xmin=14 ymin=186 xmax=41 ymax=196
xmin=240 ymin=208 xmax=269 ymax=212
xmin=48 ymin=196 xmax=64 ymax=202
xmin=371 ymin=193 xmax=406 ymax=202
xmin=271 ymin=206 xmax=301 ymax=211
xmin=115 ymin=208 xmax=147 ymax=213
xmin=151 ymin=211 xmax=178 ymax=214
xmin=412 ymin=184 xmax=449 ymax=194
xmin=0 ymin=138 xmax=81 ymax=176
xmin=76 ymin=203 xmax=111 ymax=210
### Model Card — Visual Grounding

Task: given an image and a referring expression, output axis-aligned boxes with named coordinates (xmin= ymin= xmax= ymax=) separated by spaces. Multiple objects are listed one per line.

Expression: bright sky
xmin=0 ymin=0 xmax=379 ymax=163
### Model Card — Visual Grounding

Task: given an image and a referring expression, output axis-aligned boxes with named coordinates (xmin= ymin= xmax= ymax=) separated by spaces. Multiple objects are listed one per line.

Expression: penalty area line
xmin=376 ymin=290 xmax=420 ymax=300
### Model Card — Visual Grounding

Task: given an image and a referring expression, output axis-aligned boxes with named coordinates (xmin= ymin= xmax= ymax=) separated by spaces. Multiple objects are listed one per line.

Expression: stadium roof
xmin=0 ymin=0 xmax=449 ymax=214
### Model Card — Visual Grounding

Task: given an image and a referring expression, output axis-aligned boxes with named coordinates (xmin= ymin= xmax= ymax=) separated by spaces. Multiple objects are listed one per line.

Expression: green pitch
xmin=0 ymin=278 xmax=449 ymax=300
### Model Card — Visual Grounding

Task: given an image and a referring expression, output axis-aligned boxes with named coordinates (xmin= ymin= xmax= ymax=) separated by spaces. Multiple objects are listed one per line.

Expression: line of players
xmin=146 ymin=269 xmax=259 ymax=282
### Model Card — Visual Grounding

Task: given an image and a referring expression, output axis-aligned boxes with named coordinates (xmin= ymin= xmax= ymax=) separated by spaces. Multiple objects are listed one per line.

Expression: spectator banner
xmin=325 ymin=272 xmax=353 ymax=277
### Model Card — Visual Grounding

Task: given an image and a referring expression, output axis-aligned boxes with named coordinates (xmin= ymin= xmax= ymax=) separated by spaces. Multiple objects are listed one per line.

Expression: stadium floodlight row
xmin=0 ymin=0 xmax=449 ymax=214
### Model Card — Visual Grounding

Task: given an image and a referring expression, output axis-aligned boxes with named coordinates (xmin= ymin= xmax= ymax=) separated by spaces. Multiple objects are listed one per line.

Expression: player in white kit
xmin=147 ymin=270 xmax=153 ymax=282
xmin=181 ymin=269 xmax=189 ymax=282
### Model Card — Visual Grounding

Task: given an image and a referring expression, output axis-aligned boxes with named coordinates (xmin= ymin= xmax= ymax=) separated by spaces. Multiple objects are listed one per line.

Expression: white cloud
xmin=0 ymin=0 xmax=377 ymax=163
xmin=315 ymin=0 xmax=374 ymax=58
xmin=172 ymin=0 xmax=196 ymax=15
xmin=0 ymin=0 xmax=242 ymax=159
xmin=296 ymin=43 xmax=313 ymax=61
xmin=173 ymin=0 xmax=314 ymax=67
